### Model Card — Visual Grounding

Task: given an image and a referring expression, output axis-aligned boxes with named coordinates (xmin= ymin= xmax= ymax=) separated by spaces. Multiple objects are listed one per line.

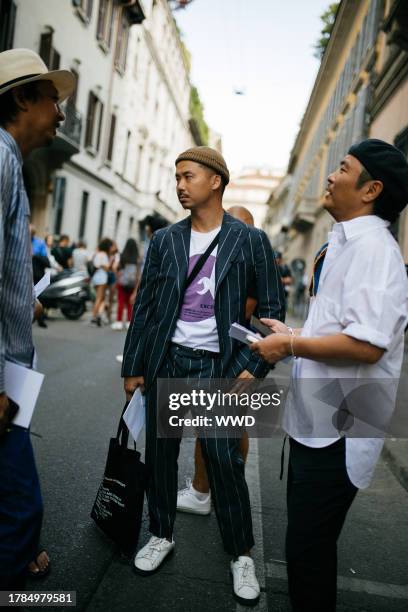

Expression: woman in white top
xmin=91 ymin=238 xmax=112 ymax=327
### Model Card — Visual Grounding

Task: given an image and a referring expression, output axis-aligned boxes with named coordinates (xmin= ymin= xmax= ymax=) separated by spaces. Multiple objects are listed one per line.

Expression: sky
xmin=175 ymin=0 xmax=331 ymax=174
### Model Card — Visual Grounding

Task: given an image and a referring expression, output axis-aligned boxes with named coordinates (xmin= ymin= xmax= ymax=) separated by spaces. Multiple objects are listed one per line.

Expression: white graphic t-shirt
xmin=171 ymin=227 xmax=220 ymax=352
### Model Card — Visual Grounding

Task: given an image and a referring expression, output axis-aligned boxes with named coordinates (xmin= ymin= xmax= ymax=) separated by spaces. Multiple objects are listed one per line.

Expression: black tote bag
xmin=91 ymin=403 xmax=146 ymax=557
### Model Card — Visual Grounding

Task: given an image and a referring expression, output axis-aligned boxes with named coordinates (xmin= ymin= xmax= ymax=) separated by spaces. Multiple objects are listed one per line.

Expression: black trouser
xmin=145 ymin=344 xmax=255 ymax=556
xmin=286 ymin=438 xmax=358 ymax=612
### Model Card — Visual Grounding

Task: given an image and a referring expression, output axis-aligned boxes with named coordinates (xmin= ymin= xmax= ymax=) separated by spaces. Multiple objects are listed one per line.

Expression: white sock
xmin=192 ymin=484 xmax=210 ymax=500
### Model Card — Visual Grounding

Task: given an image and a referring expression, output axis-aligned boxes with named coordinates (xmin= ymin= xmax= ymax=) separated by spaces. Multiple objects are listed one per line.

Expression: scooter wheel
xmin=61 ymin=303 xmax=86 ymax=320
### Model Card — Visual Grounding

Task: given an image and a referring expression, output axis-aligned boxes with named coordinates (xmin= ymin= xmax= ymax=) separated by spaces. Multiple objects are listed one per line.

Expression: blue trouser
xmin=0 ymin=425 xmax=43 ymax=585
xmin=145 ymin=344 xmax=255 ymax=556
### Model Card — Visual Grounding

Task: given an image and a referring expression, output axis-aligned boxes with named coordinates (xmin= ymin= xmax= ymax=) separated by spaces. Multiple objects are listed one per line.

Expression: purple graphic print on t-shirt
xmin=179 ymin=254 xmax=216 ymax=322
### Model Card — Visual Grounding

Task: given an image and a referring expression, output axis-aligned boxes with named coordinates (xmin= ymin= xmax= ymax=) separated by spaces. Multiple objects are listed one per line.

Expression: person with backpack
xmin=112 ymin=238 xmax=140 ymax=331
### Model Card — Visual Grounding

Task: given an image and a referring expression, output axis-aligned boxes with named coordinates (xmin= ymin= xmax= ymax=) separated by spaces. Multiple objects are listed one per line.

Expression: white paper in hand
xmin=34 ymin=271 xmax=51 ymax=298
xmin=5 ymin=360 xmax=45 ymax=428
xmin=123 ymin=389 xmax=146 ymax=442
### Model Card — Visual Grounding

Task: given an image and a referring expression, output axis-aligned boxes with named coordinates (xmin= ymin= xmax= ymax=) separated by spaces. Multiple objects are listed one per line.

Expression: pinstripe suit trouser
xmin=145 ymin=344 xmax=255 ymax=556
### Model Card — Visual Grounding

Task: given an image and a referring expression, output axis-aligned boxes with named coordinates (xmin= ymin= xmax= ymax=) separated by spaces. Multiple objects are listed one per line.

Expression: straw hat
xmin=0 ymin=48 xmax=75 ymax=102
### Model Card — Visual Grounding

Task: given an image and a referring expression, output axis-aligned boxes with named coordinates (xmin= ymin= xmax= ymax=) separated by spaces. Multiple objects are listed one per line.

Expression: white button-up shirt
xmin=283 ymin=215 xmax=408 ymax=488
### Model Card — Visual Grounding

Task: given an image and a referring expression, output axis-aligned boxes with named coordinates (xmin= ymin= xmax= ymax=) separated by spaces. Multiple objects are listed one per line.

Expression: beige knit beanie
xmin=175 ymin=146 xmax=230 ymax=185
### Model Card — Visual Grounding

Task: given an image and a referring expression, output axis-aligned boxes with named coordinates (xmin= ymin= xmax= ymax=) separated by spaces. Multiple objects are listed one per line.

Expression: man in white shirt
xmin=251 ymin=139 xmax=408 ymax=611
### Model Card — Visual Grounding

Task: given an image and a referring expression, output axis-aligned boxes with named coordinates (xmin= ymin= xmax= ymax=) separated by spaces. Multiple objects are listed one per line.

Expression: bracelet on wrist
xmin=289 ymin=331 xmax=297 ymax=359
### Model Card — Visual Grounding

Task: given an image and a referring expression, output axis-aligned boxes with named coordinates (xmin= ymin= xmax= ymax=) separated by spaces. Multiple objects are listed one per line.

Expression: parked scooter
xmin=39 ymin=269 xmax=91 ymax=320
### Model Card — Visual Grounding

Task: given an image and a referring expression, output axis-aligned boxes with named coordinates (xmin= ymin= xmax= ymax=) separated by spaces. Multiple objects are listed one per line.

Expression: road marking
xmin=236 ymin=438 xmax=268 ymax=611
xmin=266 ymin=561 xmax=408 ymax=600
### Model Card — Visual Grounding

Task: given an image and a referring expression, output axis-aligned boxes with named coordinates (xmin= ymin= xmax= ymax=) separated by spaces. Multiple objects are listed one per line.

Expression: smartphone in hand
xmin=250 ymin=315 xmax=273 ymax=337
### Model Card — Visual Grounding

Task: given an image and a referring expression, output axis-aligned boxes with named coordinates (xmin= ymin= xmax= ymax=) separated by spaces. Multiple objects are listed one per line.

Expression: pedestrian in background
xmin=0 ymin=47 xmax=74 ymax=589
xmin=106 ymin=241 xmax=119 ymax=324
xmin=251 ymin=139 xmax=408 ymax=612
xmin=52 ymin=234 xmax=73 ymax=269
xmin=111 ymin=238 xmax=139 ymax=331
xmin=72 ymin=239 xmax=90 ymax=273
xmin=30 ymin=225 xmax=50 ymax=329
xmin=91 ymin=237 xmax=112 ymax=327
xmin=44 ymin=234 xmax=62 ymax=277
xmin=275 ymin=251 xmax=292 ymax=306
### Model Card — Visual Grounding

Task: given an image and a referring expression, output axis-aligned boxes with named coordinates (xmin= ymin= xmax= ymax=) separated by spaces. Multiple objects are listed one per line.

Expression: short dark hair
xmin=98 ymin=237 xmax=113 ymax=253
xmin=356 ymin=168 xmax=398 ymax=223
xmin=59 ymin=234 xmax=70 ymax=243
xmin=198 ymin=163 xmax=226 ymax=194
xmin=355 ymin=168 xmax=373 ymax=189
xmin=0 ymin=82 xmax=42 ymax=127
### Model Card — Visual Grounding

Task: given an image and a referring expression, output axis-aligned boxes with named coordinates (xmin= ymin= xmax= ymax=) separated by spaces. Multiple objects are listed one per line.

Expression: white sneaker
xmin=134 ymin=536 xmax=175 ymax=575
xmin=177 ymin=478 xmax=211 ymax=515
xmin=111 ymin=321 xmax=124 ymax=331
xmin=230 ymin=556 xmax=260 ymax=605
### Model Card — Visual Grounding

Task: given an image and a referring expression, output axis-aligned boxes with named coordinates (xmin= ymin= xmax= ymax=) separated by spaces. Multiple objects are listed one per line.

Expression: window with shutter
xmin=39 ymin=31 xmax=53 ymax=67
xmin=68 ymin=69 xmax=79 ymax=108
xmin=106 ymin=114 xmax=116 ymax=162
xmin=86 ymin=0 xmax=93 ymax=19
xmin=96 ymin=101 xmax=104 ymax=152
xmin=97 ymin=0 xmax=114 ymax=49
xmin=73 ymin=0 xmax=93 ymax=23
xmin=97 ymin=0 xmax=107 ymax=39
xmin=0 ymin=0 xmax=17 ymax=52
xmin=51 ymin=49 xmax=61 ymax=71
xmin=114 ymin=11 xmax=130 ymax=73
xmin=85 ymin=92 xmax=96 ymax=149
xmin=85 ymin=92 xmax=104 ymax=153
xmin=78 ymin=191 xmax=89 ymax=240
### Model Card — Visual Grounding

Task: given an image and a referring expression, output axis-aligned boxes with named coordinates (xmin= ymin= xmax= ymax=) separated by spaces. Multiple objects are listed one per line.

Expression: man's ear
xmin=11 ymin=86 xmax=29 ymax=112
xmin=362 ymin=180 xmax=383 ymax=203
xmin=211 ymin=174 xmax=222 ymax=191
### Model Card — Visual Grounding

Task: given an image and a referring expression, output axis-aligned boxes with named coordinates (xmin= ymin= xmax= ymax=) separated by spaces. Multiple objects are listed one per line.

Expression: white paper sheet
xmin=34 ymin=271 xmax=51 ymax=298
xmin=5 ymin=360 xmax=45 ymax=428
xmin=123 ymin=389 xmax=146 ymax=442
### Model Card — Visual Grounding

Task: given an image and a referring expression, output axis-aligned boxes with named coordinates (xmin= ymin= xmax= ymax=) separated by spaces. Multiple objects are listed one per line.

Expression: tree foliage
xmin=190 ymin=85 xmax=209 ymax=145
xmin=313 ymin=3 xmax=340 ymax=60
xmin=175 ymin=18 xmax=209 ymax=144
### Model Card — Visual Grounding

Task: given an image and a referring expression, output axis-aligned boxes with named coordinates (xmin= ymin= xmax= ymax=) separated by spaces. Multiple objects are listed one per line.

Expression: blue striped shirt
xmin=0 ymin=127 xmax=35 ymax=392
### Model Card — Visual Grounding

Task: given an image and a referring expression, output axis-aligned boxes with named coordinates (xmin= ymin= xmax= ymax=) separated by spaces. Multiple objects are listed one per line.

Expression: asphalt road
xmin=28 ymin=312 xmax=408 ymax=611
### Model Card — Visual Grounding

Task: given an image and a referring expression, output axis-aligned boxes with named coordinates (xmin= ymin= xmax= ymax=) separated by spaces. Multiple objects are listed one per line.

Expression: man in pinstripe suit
xmin=122 ymin=146 xmax=285 ymax=605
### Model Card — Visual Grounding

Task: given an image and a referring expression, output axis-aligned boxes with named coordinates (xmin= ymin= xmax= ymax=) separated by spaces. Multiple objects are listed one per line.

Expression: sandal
xmin=27 ymin=550 xmax=51 ymax=579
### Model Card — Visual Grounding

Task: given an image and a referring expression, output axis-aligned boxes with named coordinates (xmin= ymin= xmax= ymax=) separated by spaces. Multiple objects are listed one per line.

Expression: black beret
xmin=348 ymin=139 xmax=408 ymax=213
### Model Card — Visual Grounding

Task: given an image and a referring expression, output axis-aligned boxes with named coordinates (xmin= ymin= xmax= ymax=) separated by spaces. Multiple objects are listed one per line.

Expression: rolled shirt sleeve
xmin=340 ymin=246 xmax=408 ymax=350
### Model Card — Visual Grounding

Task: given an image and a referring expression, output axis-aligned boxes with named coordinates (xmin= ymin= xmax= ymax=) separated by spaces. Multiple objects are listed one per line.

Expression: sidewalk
xmin=286 ymin=313 xmax=408 ymax=493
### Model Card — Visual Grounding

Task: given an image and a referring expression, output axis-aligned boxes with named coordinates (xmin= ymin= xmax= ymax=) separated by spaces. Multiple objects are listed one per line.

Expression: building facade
xmin=223 ymin=168 xmax=283 ymax=229
xmin=369 ymin=0 xmax=408 ymax=259
xmin=1 ymin=0 xmax=195 ymax=249
xmin=265 ymin=0 xmax=408 ymax=276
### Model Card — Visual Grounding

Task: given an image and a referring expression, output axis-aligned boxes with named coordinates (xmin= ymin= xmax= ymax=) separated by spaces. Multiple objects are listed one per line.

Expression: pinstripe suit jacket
xmin=122 ymin=212 xmax=285 ymax=388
